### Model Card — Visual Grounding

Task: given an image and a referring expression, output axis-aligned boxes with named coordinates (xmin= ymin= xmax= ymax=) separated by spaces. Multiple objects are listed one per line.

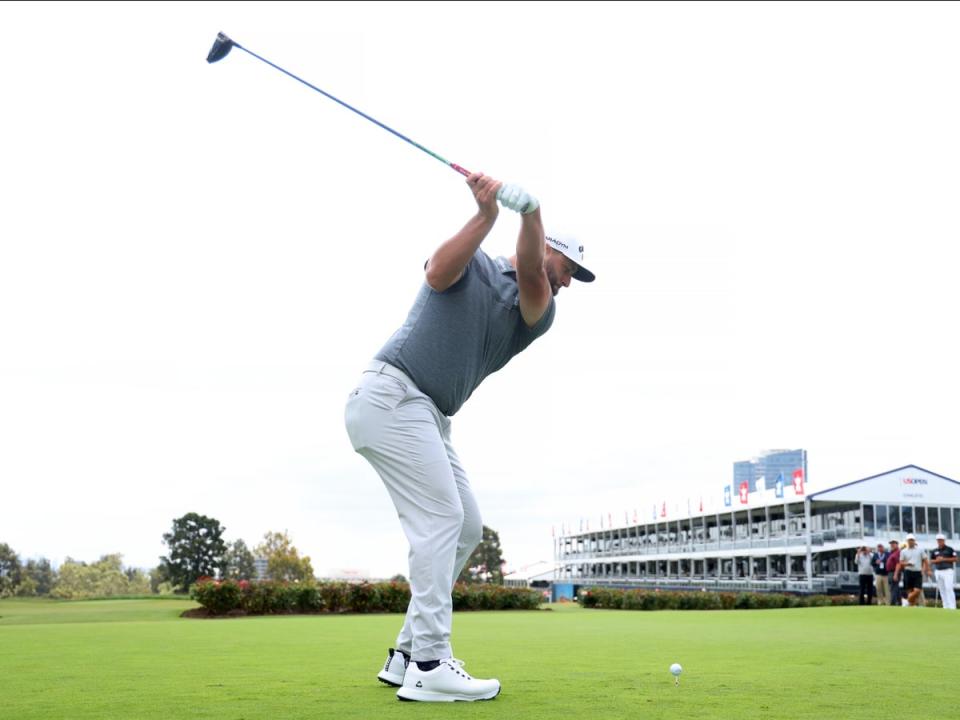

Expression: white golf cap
xmin=936 ymin=533 xmax=947 ymax=540
xmin=905 ymin=533 xmax=917 ymax=541
xmin=546 ymin=234 xmax=595 ymax=283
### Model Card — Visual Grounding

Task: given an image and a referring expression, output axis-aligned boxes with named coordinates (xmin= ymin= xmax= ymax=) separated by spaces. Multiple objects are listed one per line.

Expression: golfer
xmin=929 ymin=533 xmax=957 ymax=609
xmin=344 ymin=173 xmax=594 ymax=702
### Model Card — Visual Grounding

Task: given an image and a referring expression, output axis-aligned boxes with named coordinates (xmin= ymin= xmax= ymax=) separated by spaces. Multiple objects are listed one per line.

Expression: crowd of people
xmin=855 ymin=533 xmax=956 ymax=608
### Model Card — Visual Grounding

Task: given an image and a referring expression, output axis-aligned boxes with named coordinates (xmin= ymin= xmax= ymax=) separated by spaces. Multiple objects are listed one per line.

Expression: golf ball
xmin=670 ymin=663 xmax=682 ymax=676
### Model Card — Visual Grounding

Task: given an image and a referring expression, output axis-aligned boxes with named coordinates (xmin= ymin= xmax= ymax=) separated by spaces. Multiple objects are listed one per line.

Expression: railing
xmin=559 ymin=533 xmax=822 ymax=561
xmin=571 ymin=576 xmax=828 ymax=594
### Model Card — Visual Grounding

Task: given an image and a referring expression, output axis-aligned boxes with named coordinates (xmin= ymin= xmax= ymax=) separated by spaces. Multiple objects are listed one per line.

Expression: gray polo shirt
xmin=855 ymin=553 xmax=874 ymax=575
xmin=899 ymin=545 xmax=926 ymax=572
xmin=375 ymin=249 xmax=556 ymax=416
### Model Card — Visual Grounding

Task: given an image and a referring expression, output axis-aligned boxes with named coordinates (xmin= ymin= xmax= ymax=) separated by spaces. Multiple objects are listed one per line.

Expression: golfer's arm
xmin=425 ymin=213 xmax=496 ymax=292
xmin=515 ymin=208 xmax=551 ymax=327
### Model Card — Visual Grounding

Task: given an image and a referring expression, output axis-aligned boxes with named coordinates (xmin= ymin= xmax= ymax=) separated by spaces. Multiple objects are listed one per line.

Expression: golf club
xmin=206 ymin=32 xmax=472 ymax=177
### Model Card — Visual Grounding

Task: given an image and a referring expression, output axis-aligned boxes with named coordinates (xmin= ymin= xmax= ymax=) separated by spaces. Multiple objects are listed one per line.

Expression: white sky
xmin=2 ymin=1 xmax=959 ymax=578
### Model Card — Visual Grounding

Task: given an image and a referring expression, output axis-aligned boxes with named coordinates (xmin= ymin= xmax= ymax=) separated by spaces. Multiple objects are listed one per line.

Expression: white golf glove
xmin=497 ymin=183 xmax=539 ymax=214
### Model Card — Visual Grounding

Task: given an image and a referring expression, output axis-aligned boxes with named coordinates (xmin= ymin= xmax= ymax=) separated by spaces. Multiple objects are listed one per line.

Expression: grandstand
xmin=553 ymin=465 xmax=960 ymax=597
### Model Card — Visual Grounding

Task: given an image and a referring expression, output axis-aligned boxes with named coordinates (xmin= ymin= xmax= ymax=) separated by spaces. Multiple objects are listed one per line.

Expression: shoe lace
xmin=442 ymin=657 xmax=470 ymax=679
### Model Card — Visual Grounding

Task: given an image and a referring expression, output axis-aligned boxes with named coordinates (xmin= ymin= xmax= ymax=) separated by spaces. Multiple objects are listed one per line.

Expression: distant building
xmin=253 ymin=557 xmax=268 ymax=581
xmin=734 ymin=449 xmax=807 ymax=493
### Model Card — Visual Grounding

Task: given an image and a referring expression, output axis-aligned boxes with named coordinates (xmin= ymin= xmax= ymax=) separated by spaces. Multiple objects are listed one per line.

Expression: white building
xmin=553 ymin=465 xmax=960 ymax=595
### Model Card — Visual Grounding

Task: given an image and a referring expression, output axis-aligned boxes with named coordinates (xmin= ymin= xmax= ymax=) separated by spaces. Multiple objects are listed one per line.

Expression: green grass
xmin=1 ymin=598 xmax=956 ymax=719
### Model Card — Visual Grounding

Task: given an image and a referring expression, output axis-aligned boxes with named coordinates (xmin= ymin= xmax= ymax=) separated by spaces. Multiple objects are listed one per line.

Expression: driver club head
xmin=206 ymin=32 xmax=235 ymax=63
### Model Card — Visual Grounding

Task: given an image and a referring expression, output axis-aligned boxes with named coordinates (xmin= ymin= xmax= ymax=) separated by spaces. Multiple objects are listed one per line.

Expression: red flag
xmin=739 ymin=481 xmax=749 ymax=504
xmin=699 ymin=497 xmax=704 ymax=512
xmin=793 ymin=469 xmax=805 ymax=495
xmin=633 ymin=509 xmax=638 ymax=524
xmin=660 ymin=502 xmax=667 ymax=518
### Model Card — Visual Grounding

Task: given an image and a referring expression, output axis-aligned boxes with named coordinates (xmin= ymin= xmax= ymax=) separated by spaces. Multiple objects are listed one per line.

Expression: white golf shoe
xmin=396 ymin=658 xmax=501 ymax=702
xmin=377 ymin=648 xmax=409 ymax=687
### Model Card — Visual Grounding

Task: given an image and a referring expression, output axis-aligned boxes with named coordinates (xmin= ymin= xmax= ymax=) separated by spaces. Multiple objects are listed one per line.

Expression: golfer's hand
xmin=497 ymin=182 xmax=540 ymax=214
xmin=467 ymin=173 xmax=501 ymax=221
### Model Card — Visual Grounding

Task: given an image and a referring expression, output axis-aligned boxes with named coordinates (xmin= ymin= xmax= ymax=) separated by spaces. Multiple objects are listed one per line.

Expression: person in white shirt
xmin=894 ymin=534 xmax=929 ymax=606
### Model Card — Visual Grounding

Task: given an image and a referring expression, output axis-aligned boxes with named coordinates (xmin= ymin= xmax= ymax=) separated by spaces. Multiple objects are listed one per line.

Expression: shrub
xmin=349 ymin=582 xmax=381 ymax=613
xmin=191 ymin=578 xmax=241 ymax=615
xmin=318 ymin=582 xmax=351 ymax=613
xmin=576 ymin=587 xmax=858 ymax=611
xmin=379 ymin=581 xmax=410 ymax=613
xmin=189 ymin=580 xmax=539 ymax=617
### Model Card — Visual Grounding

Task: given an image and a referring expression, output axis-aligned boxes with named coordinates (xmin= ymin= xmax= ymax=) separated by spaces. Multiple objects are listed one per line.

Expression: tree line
xmin=0 ymin=512 xmax=313 ymax=599
xmin=0 ymin=512 xmax=507 ymax=599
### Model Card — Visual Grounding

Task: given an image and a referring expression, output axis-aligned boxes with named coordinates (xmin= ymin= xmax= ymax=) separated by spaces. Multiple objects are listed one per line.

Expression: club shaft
xmin=232 ymin=42 xmax=470 ymax=177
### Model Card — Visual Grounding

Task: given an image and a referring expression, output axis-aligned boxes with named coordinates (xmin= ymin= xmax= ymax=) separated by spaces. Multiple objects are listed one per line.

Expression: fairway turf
xmin=1 ymin=598 xmax=956 ymax=719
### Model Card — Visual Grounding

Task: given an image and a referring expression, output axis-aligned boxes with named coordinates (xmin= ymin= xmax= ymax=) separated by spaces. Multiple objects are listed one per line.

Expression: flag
xmin=775 ymin=472 xmax=784 ymax=499
xmin=586 ymin=519 xmax=590 ymax=531
xmin=633 ymin=508 xmax=638 ymax=524
xmin=609 ymin=512 xmax=613 ymax=529
xmin=625 ymin=510 xmax=629 ymax=526
xmin=600 ymin=514 xmax=604 ymax=530
xmin=652 ymin=504 xmax=657 ymax=520
xmin=723 ymin=485 xmax=732 ymax=507
xmin=687 ymin=498 xmax=691 ymax=516
xmin=793 ymin=468 xmax=805 ymax=495
xmin=699 ymin=497 xmax=704 ymax=512
xmin=739 ymin=481 xmax=749 ymax=505
xmin=660 ymin=502 xmax=667 ymax=518
xmin=752 ymin=476 xmax=766 ymax=507
xmin=579 ymin=518 xmax=583 ymax=533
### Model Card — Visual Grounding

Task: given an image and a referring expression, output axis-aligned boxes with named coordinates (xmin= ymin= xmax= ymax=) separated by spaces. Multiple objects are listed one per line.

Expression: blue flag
xmin=775 ymin=472 xmax=784 ymax=499
xmin=723 ymin=485 xmax=732 ymax=507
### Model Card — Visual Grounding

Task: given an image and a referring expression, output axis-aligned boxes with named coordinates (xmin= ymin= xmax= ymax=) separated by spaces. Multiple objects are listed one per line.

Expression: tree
xmin=160 ymin=512 xmax=227 ymax=591
xmin=50 ymin=554 xmax=148 ymax=599
xmin=254 ymin=530 xmax=314 ymax=582
xmin=20 ymin=558 xmax=56 ymax=596
xmin=457 ymin=525 xmax=506 ymax=585
xmin=149 ymin=563 xmax=175 ymax=595
xmin=222 ymin=539 xmax=257 ymax=580
xmin=0 ymin=543 xmax=22 ymax=597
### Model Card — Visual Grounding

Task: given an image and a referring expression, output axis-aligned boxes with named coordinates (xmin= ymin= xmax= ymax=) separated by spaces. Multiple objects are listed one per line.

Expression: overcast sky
xmin=2 ymin=1 xmax=959 ymax=578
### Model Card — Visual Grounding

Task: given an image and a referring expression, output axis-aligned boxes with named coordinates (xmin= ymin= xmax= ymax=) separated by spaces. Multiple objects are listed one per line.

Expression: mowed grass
xmin=1 ymin=598 xmax=956 ymax=719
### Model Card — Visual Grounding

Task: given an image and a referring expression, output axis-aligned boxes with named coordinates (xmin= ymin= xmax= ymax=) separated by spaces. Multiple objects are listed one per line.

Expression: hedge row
xmin=190 ymin=579 xmax=541 ymax=616
xmin=578 ymin=586 xmax=858 ymax=611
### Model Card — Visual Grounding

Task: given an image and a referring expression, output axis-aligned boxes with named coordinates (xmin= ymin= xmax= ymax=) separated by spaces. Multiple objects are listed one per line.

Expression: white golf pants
xmin=344 ymin=361 xmax=483 ymax=661
xmin=934 ymin=568 xmax=956 ymax=609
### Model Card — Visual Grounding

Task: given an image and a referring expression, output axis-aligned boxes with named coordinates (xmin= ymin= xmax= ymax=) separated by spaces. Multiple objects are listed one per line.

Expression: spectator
xmin=895 ymin=534 xmax=929 ymax=606
xmin=856 ymin=546 xmax=875 ymax=605
xmin=887 ymin=540 xmax=900 ymax=605
xmin=872 ymin=542 xmax=891 ymax=606
xmin=885 ymin=540 xmax=901 ymax=606
xmin=929 ymin=533 xmax=957 ymax=610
